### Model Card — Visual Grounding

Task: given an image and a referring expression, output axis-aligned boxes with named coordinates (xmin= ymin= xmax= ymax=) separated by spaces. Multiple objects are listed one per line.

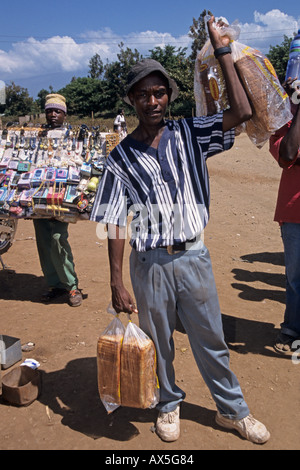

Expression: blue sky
xmin=0 ymin=0 xmax=299 ymax=98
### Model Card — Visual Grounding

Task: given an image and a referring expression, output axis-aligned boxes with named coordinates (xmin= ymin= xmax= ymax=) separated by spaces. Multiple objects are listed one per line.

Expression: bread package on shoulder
xmin=97 ymin=312 xmax=125 ymax=413
xmin=120 ymin=320 xmax=159 ymax=409
xmin=194 ymin=18 xmax=293 ymax=147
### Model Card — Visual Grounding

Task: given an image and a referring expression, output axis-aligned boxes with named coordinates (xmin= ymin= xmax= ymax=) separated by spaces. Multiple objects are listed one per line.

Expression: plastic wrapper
xmin=97 ymin=311 xmax=125 ymax=413
xmin=97 ymin=307 xmax=159 ymax=413
xmin=194 ymin=19 xmax=293 ymax=147
xmin=194 ymin=21 xmax=240 ymax=117
xmin=194 ymin=41 xmax=228 ymax=116
xmin=120 ymin=320 xmax=159 ymax=409
xmin=233 ymin=44 xmax=293 ymax=147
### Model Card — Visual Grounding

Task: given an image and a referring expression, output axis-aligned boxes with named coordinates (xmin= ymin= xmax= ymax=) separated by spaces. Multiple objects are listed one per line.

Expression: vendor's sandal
xmin=274 ymin=333 xmax=296 ymax=353
xmin=41 ymin=288 xmax=66 ymax=303
xmin=68 ymin=289 xmax=83 ymax=307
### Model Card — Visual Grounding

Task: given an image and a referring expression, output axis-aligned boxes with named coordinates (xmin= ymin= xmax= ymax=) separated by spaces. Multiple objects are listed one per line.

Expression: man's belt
xmin=160 ymin=238 xmax=196 ymax=255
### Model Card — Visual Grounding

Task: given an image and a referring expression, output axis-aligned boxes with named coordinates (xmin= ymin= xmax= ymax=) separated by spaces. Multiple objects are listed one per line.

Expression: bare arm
xmin=279 ymin=79 xmax=300 ymax=163
xmin=280 ymin=106 xmax=300 ymax=162
xmin=107 ymin=224 xmax=138 ymax=314
xmin=207 ymin=16 xmax=252 ymax=132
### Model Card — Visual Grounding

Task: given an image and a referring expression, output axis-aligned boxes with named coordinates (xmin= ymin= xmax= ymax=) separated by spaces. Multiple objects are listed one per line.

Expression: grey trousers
xmin=130 ymin=240 xmax=249 ymax=419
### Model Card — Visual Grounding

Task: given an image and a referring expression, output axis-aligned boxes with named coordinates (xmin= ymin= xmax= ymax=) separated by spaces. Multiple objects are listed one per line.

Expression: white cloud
xmin=238 ymin=9 xmax=299 ymax=53
xmin=0 ymin=27 xmax=189 ymax=82
xmin=0 ymin=36 xmax=112 ymax=78
xmin=80 ymin=28 xmax=190 ymax=55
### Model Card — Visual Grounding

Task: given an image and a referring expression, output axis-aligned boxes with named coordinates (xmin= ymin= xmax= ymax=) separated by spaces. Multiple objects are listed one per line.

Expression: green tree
xmin=88 ymin=53 xmax=104 ymax=79
xmin=103 ymin=43 xmax=142 ymax=114
xmin=266 ymin=35 xmax=293 ymax=84
xmin=35 ymin=88 xmax=50 ymax=112
xmin=189 ymin=9 xmax=212 ymax=62
xmin=3 ymin=82 xmax=34 ymax=116
xmin=58 ymin=77 xmax=104 ymax=116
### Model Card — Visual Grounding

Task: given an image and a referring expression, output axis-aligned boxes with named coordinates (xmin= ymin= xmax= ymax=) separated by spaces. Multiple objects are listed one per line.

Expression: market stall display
xmin=0 ymin=125 xmax=119 ymax=222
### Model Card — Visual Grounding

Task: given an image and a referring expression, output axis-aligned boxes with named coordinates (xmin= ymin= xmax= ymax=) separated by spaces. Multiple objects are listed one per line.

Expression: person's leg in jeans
xmin=175 ymin=244 xmax=249 ymax=419
xmin=279 ymin=223 xmax=300 ymax=343
xmin=130 ymin=248 xmax=186 ymax=412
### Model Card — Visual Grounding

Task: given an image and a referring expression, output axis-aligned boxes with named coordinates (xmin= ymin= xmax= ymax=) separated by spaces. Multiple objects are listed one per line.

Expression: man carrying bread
xmin=91 ymin=15 xmax=270 ymax=444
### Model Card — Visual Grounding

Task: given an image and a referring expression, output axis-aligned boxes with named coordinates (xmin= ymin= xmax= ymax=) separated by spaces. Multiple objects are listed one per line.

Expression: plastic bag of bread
xmin=120 ymin=319 xmax=159 ymax=409
xmin=194 ymin=18 xmax=293 ymax=147
xmin=97 ymin=307 xmax=159 ymax=413
xmin=194 ymin=20 xmax=239 ymax=116
xmin=97 ymin=309 xmax=125 ymax=413
xmin=232 ymin=42 xmax=293 ymax=147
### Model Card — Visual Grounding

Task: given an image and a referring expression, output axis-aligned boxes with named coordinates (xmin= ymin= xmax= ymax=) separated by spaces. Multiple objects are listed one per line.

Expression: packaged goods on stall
xmin=0 ymin=125 xmax=119 ymax=220
xmin=195 ymin=19 xmax=293 ymax=147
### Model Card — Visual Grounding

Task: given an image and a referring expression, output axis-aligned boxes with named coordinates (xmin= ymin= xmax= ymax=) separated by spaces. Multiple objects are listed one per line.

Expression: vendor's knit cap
xmin=45 ymin=94 xmax=67 ymax=113
xmin=124 ymin=59 xmax=179 ymax=105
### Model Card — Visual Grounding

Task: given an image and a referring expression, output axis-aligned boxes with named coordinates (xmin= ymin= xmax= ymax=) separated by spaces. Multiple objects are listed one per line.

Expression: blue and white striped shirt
xmin=90 ymin=113 xmax=234 ymax=252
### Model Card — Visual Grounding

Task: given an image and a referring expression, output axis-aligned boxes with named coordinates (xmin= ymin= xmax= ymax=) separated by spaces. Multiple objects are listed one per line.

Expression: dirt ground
xmin=0 ymin=133 xmax=299 ymax=451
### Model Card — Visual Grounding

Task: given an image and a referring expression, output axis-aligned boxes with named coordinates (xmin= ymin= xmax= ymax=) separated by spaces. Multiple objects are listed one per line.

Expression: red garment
xmin=269 ymin=105 xmax=300 ymax=225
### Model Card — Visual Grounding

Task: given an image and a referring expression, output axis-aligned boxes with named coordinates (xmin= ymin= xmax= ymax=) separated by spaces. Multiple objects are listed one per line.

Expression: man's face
xmin=129 ymin=72 xmax=171 ymax=127
xmin=46 ymin=108 xmax=66 ymax=128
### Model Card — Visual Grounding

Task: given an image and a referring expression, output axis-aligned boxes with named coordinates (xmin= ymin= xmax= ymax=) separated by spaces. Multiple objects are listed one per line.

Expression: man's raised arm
xmin=207 ymin=16 xmax=252 ymax=132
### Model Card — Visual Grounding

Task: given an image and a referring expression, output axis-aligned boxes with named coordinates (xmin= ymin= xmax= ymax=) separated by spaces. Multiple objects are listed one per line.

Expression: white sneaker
xmin=216 ymin=411 xmax=270 ymax=444
xmin=156 ymin=405 xmax=180 ymax=442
